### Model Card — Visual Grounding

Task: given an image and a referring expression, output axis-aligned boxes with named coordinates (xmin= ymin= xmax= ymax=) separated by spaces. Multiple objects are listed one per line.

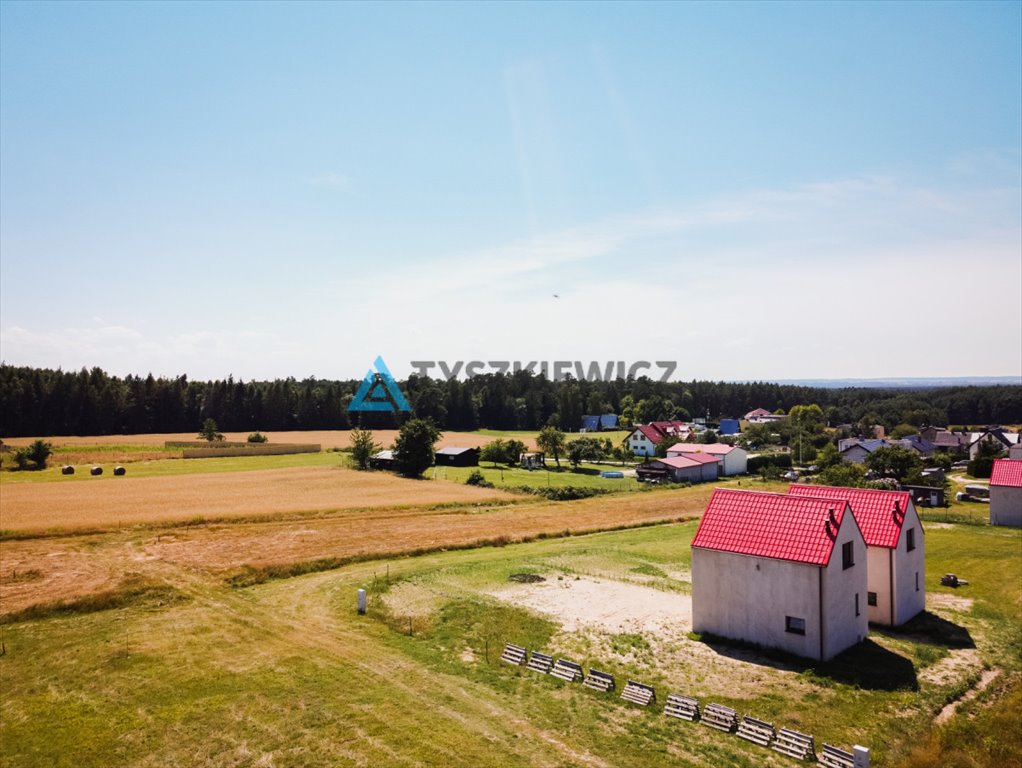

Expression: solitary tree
xmin=537 ymin=426 xmax=567 ymax=468
xmin=350 ymin=427 xmax=380 ymax=470
xmin=567 ymin=436 xmax=606 ymax=470
xmin=480 ymin=439 xmax=508 ymax=467
xmin=864 ymin=445 xmax=923 ymax=483
xmin=198 ymin=418 xmax=224 ymax=442
xmin=393 ymin=419 xmax=441 ymax=477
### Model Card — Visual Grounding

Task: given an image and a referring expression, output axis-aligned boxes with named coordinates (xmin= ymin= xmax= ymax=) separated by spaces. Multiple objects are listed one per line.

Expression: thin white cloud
xmin=308 ymin=171 xmax=349 ymax=188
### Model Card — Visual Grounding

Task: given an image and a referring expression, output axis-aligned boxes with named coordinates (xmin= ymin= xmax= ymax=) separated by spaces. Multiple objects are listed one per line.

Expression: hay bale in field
xmin=113 ymin=466 xmax=126 ymax=476
xmin=90 ymin=466 xmax=103 ymax=476
xmin=61 ymin=465 xmax=75 ymax=475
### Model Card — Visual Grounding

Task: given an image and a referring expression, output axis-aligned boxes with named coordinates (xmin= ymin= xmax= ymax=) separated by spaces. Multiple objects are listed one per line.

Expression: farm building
xmin=435 ymin=447 xmax=480 ymax=467
xmin=624 ymin=421 xmax=690 ymax=457
xmin=666 ymin=443 xmax=748 ymax=476
xmin=989 ymin=459 xmax=1022 ymax=528
xmin=691 ymin=489 xmax=868 ymax=661
xmin=370 ymin=450 xmax=395 ymax=470
xmin=581 ymin=414 xmax=619 ymax=432
xmin=788 ymin=485 xmax=925 ymax=626
xmin=636 ymin=454 xmax=718 ymax=483
xmin=718 ymin=419 xmax=740 ymax=436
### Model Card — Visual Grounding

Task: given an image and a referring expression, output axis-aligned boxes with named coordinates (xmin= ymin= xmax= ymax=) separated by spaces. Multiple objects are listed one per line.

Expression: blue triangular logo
xmin=349 ymin=356 xmax=412 ymax=412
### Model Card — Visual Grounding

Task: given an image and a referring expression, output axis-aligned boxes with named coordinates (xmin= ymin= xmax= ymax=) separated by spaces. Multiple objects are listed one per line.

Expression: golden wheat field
xmin=4 ymin=429 xmax=534 ymax=451
xmin=0 ymin=465 xmax=517 ymax=531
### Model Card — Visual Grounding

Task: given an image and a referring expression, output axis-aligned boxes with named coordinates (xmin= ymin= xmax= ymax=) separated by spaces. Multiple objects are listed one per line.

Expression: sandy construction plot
xmin=0 ymin=466 xmax=516 ymax=531
xmin=490 ymin=577 xmax=693 ymax=634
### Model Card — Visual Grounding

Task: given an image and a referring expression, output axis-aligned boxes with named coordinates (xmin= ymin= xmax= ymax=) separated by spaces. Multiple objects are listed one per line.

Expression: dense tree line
xmin=0 ymin=364 xmax=1019 ymax=437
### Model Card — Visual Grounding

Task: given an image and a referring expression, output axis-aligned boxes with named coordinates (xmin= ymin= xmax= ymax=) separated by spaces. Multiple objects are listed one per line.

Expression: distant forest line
xmin=1 ymin=364 xmax=1020 ymax=438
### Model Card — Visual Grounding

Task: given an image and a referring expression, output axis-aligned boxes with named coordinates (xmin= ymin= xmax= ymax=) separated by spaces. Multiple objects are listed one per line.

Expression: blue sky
xmin=2 ymin=1 xmax=1020 ymax=381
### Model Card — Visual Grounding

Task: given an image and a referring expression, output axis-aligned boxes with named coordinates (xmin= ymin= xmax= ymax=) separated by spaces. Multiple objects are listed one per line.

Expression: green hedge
xmin=747 ymin=454 xmax=793 ymax=472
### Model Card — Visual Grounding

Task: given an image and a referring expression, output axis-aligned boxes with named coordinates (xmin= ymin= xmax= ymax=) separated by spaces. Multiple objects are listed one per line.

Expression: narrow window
xmin=842 ymin=541 xmax=854 ymax=570
xmin=915 ymin=572 xmax=919 ymax=592
xmin=855 ymin=593 xmax=860 ymax=617
xmin=906 ymin=527 xmax=916 ymax=552
xmin=868 ymin=591 xmax=877 ymax=606
xmin=785 ymin=616 xmax=806 ymax=635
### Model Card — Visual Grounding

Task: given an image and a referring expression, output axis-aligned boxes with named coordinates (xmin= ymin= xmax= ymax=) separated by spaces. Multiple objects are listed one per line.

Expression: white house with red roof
xmin=989 ymin=459 xmax=1022 ymax=528
xmin=667 ymin=443 xmax=748 ymax=476
xmin=624 ymin=421 xmax=690 ymax=457
xmin=789 ymin=485 xmax=924 ymax=626
xmin=691 ymin=489 xmax=868 ymax=661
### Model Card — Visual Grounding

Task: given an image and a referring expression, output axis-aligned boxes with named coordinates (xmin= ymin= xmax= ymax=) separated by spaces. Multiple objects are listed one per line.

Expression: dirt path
xmin=935 ymin=668 xmax=1001 ymax=724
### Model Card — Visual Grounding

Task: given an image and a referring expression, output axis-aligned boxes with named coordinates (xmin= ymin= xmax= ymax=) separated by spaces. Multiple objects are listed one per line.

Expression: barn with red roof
xmin=990 ymin=459 xmax=1022 ymax=528
xmin=789 ymin=484 xmax=925 ymax=626
xmin=691 ymin=489 xmax=868 ymax=661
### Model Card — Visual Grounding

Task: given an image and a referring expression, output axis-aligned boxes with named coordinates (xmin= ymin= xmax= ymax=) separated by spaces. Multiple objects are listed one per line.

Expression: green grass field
xmin=1 ymin=515 xmax=1018 ymax=767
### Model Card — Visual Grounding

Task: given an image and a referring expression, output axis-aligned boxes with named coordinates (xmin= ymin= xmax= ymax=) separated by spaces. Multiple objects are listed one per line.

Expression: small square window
xmin=842 ymin=541 xmax=854 ymax=570
xmin=906 ymin=528 xmax=916 ymax=552
xmin=785 ymin=616 xmax=806 ymax=635
xmin=868 ymin=592 xmax=877 ymax=606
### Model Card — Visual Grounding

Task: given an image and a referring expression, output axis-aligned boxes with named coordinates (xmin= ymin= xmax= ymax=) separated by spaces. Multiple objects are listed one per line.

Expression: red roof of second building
xmin=692 ymin=489 xmax=852 ymax=566
xmin=991 ymin=459 xmax=1022 ymax=488
xmin=788 ymin=484 xmax=912 ymax=549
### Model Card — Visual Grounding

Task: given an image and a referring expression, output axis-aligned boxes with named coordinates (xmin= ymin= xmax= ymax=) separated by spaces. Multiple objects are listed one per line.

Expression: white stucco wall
xmin=893 ymin=505 xmax=926 ymax=625
xmin=628 ymin=432 xmax=656 ymax=457
xmin=865 ymin=546 xmax=893 ymax=625
xmin=692 ymin=549 xmax=823 ymax=659
xmin=821 ymin=516 xmax=870 ymax=659
xmin=990 ymin=486 xmax=1022 ymax=527
xmin=723 ymin=448 xmax=748 ymax=476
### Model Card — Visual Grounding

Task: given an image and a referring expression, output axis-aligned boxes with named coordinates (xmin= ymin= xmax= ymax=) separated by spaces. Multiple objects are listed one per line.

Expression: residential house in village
xmin=838 ymin=438 xmax=891 ymax=464
xmin=691 ymin=489 xmax=868 ymax=661
xmin=744 ymin=408 xmax=787 ymax=424
xmin=968 ymin=427 xmax=1020 ymax=460
xmin=666 ymin=443 xmax=748 ymax=476
xmin=624 ymin=421 xmax=690 ymax=457
xmin=789 ymin=485 xmax=925 ymax=626
xmin=989 ymin=459 xmax=1022 ymax=528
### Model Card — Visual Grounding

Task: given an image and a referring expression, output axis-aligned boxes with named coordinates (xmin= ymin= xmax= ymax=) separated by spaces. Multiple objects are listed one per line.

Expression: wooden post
xmin=357 ymin=589 xmax=366 ymax=615
xmin=408 ymin=617 xmax=413 ymax=636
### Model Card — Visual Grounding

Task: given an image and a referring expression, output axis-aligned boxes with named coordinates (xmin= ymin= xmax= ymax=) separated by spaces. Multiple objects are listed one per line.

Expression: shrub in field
xmin=350 ymin=427 xmax=380 ymax=470
xmin=247 ymin=432 xmax=268 ymax=443
xmin=198 ymin=418 xmax=224 ymax=442
xmin=465 ymin=470 xmax=494 ymax=488
xmin=10 ymin=440 xmax=51 ymax=470
xmin=517 ymin=485 xmax=610 ymax=501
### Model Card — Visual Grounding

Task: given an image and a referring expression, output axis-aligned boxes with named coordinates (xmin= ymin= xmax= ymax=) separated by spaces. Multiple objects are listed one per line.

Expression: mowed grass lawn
xmin=1 ymin=518 xmax=1018 ymax=767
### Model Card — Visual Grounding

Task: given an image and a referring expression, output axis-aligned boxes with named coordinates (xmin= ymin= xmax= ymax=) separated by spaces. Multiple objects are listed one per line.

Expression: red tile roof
xmin=744 ymin=408 xmax=773 ymax=419
xmin=630 ymin=425 xmax=667 ymax=444
xmin=669 ymin=443 xmax=736 ymax=457
xmin=788 ymin=484 xmax=912 ymax=549
xmin=991 ymin=459 xmax=1022 ymax=488
xmin=692 ymin=489 xmax=852 ymax=566
xmin=657 ymin=456 xmax=703 ymax=469
xmin=671 ymin=452 xmax=721 ymax=465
